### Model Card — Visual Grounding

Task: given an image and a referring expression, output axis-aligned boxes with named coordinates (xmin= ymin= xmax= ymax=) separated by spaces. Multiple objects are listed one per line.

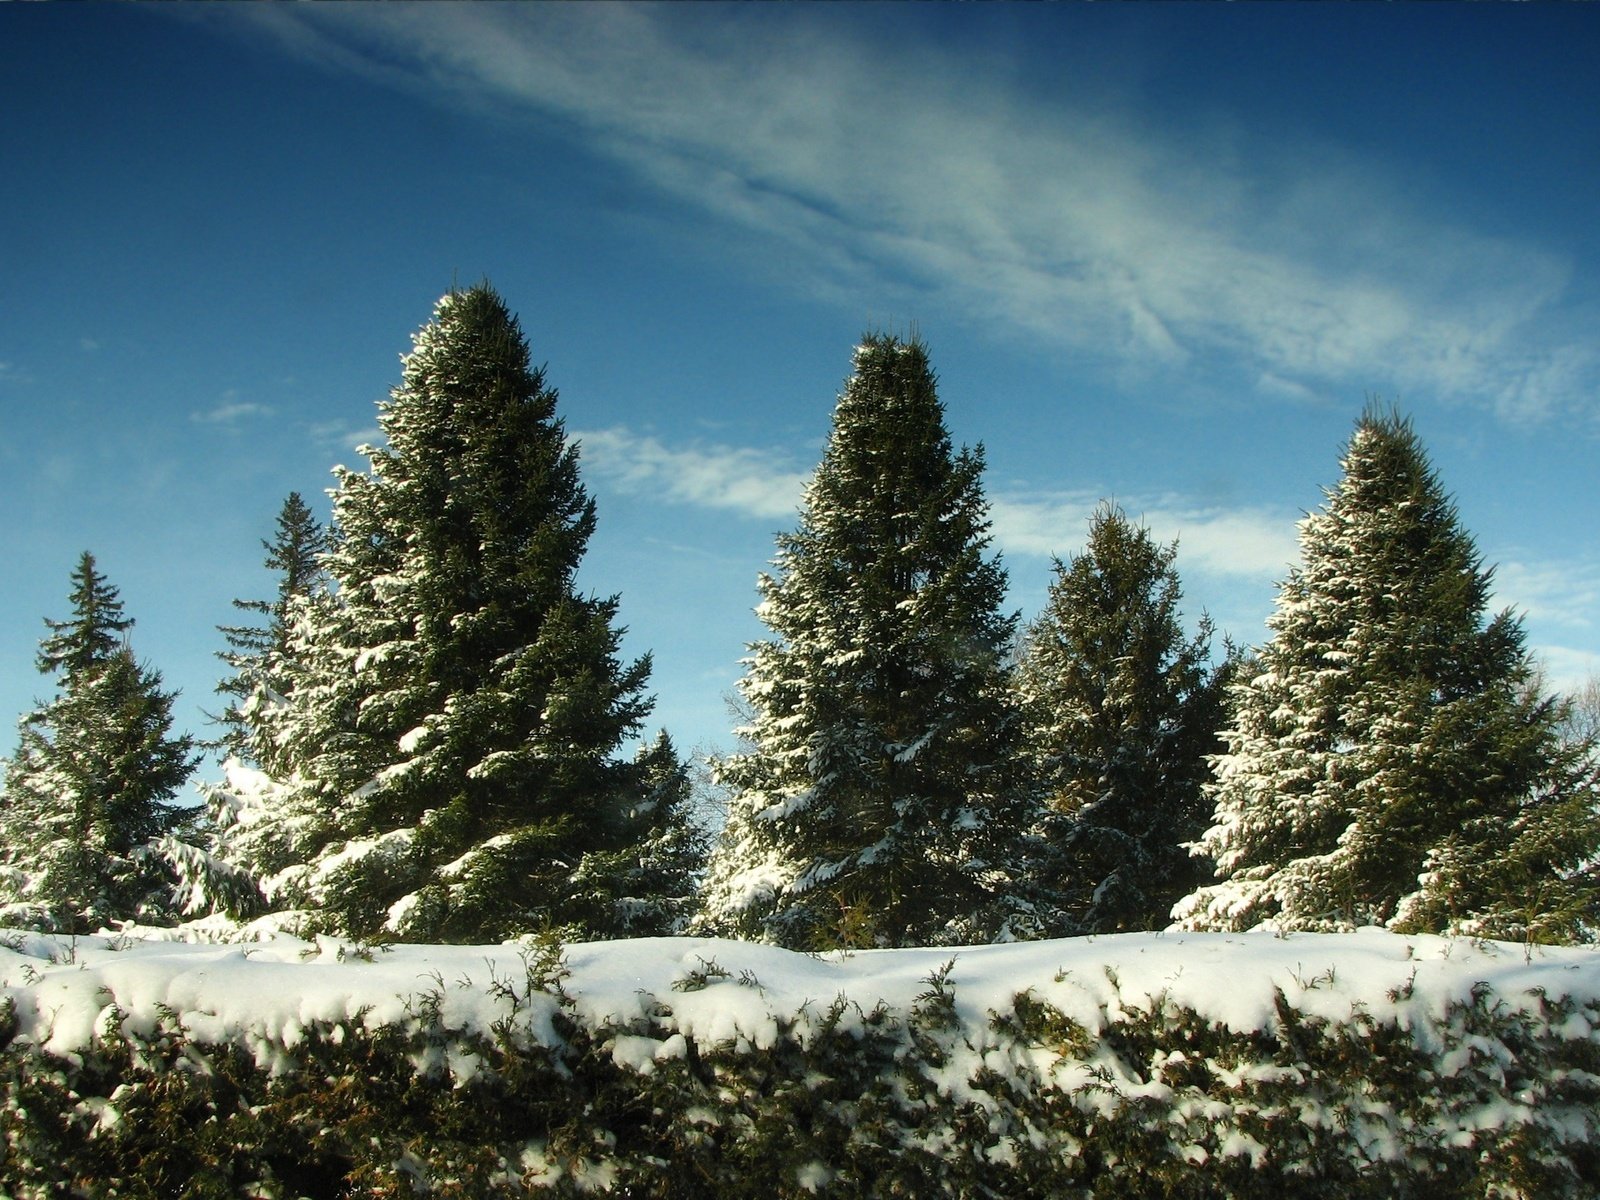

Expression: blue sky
xmin=3 ymin=4 xmax=1598 ymax=772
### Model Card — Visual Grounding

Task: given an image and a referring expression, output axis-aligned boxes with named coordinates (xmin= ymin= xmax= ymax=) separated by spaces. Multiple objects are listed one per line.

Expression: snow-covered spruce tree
xmin=200 ymin=493 xmax=331 ymax=915
xmin=0 ymin=554 xmax=246 ymax=932
xmin=236 ymin=285 xmax=667 ymax=943
xmin=699 ymin=334 xmax=1035 ymax=949
xmin=1017 ymin=504 xmax=1229 ymax=934
xmin=1174 ymin=409 xmax=1600 ymax=941
xmin=212 ymin=491 xmax=328 ymax=763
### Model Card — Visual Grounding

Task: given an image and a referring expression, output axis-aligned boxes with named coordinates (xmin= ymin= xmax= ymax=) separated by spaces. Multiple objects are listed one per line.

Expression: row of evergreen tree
xmin=2 ymin=286 xmax=1595 ymax=947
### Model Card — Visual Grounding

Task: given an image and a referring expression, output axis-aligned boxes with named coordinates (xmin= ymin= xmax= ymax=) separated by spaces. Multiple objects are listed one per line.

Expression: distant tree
xmin=221 ymin=285 xmax=671 ymax=943
xmin=213 ymin=491 xmax=329 ymax=762
xmin=570 ymin=732 xmax=710 ymax=937
xmin=1560 ymin=673 xmax=1600 ymax=766
xmin=1017 ymin=504 xmax=1229 ymax=934
xmin=0 ymin=554 xmax=246 ymax=931
xmin=699 ymin=334 xmax=1036 ymax=949
xmin=1174 ymin=410 xmax=1600 ymax=942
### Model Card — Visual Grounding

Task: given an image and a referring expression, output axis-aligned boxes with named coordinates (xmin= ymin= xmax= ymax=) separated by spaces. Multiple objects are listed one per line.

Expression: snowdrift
xmin=2 ymin=928 xmax=1597 ymax=1197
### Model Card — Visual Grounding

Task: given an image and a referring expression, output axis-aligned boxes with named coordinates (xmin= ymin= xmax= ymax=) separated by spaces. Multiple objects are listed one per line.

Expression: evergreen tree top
xmin=262 ymin=493 xmax=327 ymax=613
xmin=819 ymin=334 xmax=964 ymax=486
xmin=38 ymin=551 xmax=133 ymax=681
xmin=1329 ymin=407 xmax=1464 ymax=523
xmin=1269 ymin=406 xmax=1509 ymax=686
xmin=340 ymin=283 xmax=597 ymax=603
xmin=793 ymin=332 xmax=1000 ymax=602
xmin=379 ymin=284 xmax=558 ymax=450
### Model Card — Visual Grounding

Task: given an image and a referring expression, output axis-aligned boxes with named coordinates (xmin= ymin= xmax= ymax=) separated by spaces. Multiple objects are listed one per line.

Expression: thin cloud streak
xmin=242 ymin=5 xmax=1597 ymax=423
xmin=989 ymin=494 xmax=1300 ymax=581
xmin=575 ymin=423 xmax=1300 ymax=583
xmin=575 ymin=427 xmax=810 ymax=521
xmin=1494 ymin=558 xmax=1600 ymax=632
xmin=191 ymin=401 xmax=274 ymax=425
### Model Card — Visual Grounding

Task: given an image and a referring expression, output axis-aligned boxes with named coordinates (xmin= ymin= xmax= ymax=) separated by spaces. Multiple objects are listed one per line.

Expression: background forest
xmin=3 ymin=286 xmax=1595 ymax=952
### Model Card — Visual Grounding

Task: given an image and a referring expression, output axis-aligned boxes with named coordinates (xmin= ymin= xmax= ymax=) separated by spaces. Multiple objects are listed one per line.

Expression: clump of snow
xmin=2 ymin=927 xmax=1594 ymax=1065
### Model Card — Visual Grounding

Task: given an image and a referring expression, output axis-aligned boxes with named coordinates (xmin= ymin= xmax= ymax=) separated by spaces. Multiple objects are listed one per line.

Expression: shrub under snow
xmin=1 ymin=928 xmax=1596 ymax=1197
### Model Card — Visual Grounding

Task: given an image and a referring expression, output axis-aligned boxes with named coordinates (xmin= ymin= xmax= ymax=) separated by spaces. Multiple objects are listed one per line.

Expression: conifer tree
xmin=1017 ymin=505 xmax=1228 ymax=933
xmin=700 ymin=334 xmax=1035 ymax=949
xmin=229 ymin=286 xmax=664 ymax=943
xmin=37 ymin=551 xmax=133 ymax=677
xmin=214 ymin=491 xmax=329 ymax=762
xmin=570 ymin=732 xmax=709 ymax=937
xmin=0 ymin=554 xmax=234 ymax=932
xmin=1174 ymin=410 xmax=1600 ymax=941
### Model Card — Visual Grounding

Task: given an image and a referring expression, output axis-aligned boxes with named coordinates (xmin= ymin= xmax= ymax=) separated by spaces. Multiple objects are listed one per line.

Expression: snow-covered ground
xmin=4 ymin=926 xmax=1595 ymax=1062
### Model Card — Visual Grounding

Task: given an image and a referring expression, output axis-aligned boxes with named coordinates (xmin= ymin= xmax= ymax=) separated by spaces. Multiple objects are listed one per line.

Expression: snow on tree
xmin=1174 ymin=409 xmax=1600 ymax=942
xmin=223 ymin=285 xmax=672 ymax=943
xmin=212 ymin=491 xmax=329 ymax=763
xmin=1017 ymin=504 xmax=1229 ymax=934
xmin=699 ymin=334 xmax=1036 ymax=949
xmin=0 ymin=553 xmax=246 ymax=931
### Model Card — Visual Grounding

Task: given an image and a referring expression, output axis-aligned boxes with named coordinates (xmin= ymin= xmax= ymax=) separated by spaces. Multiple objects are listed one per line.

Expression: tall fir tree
xmin=699 ymin=334 xmax=1035 ymax=949
xmin=220 ymin=285 xmax=676 ymax=943
xmin=1017 ymin=504 xmax=1229 ymax=934
xmin=1174 ymin=410 xmax=1600 ymax=942
xmin=0 ymin=554 xmax=241 ymax=932
xmin=213 ymin=491 xmax=329 ymax=762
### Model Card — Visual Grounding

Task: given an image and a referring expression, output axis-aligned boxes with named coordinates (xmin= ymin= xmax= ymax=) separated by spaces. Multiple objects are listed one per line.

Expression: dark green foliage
xmin=1018 ymin=505 xmax=1230 ymax=933
xmin=570 ymin=732 xmax=709 ymax=937
xmin=36 ymin=552 xmax=133 ymax=679
xmin=2 ymin=955 xmax=1595 ymax=1198
xmin=0 ymin=555 xmax=203 ymax=932
xmin=1180 ymin=409 xmax=1600 ymax=940
xmin=236 ymin=286 xmax=662 ymax=942
xmin=704 ymin=334 xmax=1035 ymax=949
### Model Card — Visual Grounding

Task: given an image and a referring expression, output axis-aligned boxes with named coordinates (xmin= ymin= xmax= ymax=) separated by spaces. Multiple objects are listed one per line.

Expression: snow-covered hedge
xmin=1 ymin=929 xmax=1596 ymax=1197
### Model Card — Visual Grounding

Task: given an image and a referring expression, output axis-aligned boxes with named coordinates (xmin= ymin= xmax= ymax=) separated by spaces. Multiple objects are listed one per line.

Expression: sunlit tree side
xmin=1175 ymin=409 xmax=1600 ymax=942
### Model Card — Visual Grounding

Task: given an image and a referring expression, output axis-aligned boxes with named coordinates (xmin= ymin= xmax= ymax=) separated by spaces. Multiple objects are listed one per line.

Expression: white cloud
xmin=990 ymin=493 xmax=1300 ymax=582
xmin=1528 ymin=644 xmax=1600 ymax=695
xmin=1492 ymin=557 xmax=1600 ymax=632
xmin=308 ymin=419 xmax=385 ymax=454
xmin=574 ymin=427 xmax=809 ymax=521
xmin=242 ymin=5 xmax=1597 ymax=424
xmin=191 ymin=400 xmax=274 ymax=425
xmin=575 ymin=422 xmax=1298 ymax=581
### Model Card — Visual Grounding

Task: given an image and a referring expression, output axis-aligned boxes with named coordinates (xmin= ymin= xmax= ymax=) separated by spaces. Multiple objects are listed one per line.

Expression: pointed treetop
xmin=37 ymin=551 xmax=132 ymax=680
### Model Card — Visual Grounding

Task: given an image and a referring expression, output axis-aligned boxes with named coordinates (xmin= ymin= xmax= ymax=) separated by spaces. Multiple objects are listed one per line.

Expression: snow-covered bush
xmin=1 ymin=929 xmax=1595 ymax=1197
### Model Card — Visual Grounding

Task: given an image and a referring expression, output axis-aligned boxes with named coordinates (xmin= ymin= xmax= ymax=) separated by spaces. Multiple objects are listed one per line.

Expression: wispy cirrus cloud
xmin=1493 ymin=557 xmax=1600 ymax=632
xmin=990 ymin=493 xmax=1300 ymax=582
xmin=191 ymin=399 xmax=274 ymax=425
xmin=1529 ymin=644 xmax=1600 ymax=694
xmin=308 ymin=419 xmax=385 ymax=455
xmin=574 ymin=423 xmax=1299 ymax=583
xmin=574 ymin=427 xmax=810 ymax=521
xmin=228 ymin=5 xmax=1597 ymax=424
